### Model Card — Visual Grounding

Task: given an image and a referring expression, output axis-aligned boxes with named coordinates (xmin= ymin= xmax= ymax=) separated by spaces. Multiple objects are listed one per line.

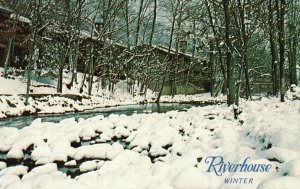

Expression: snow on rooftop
xmin=79 ymin=30 xmax=99 ymax=40
xmin=10 ymin=13 xmax=31 ymax=24
xmin=0 ymin=5 xmax=12 ymax=12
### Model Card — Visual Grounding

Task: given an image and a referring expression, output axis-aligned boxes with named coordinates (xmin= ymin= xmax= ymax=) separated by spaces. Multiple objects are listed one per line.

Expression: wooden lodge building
xmin=0 ymin=6 xmax=211 ymax=95
xmin=146 ymin=44 xmax=211 ymax=94
xmin=129 ymin=44 xmax=212 ymax=95
xmin=0 ymin=6 xmax=31 ymax=69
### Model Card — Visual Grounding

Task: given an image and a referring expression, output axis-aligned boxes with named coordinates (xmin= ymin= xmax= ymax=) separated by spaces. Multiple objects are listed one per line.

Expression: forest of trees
xmin=0 ymin=0 xmax=299 ymax=106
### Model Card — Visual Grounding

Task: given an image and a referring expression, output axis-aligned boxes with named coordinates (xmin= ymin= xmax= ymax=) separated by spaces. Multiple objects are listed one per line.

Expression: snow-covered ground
xmin=0 ymin=68 xmax=224 ymax=119
xmin=1 ymin=68 xmax=300 ymax=188
xmin=0 ymin=98 xmax=299 ymax=189
xmin=0 ymin=68 xmax=151 ymax=118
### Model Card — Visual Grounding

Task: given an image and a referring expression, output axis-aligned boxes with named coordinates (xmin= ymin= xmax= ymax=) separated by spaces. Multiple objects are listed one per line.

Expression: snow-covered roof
xmin=0 ymin=5 xmax=11 ymax=12
xmin=79 ymin=30 xmax=101 ymax=41
xmin=149 ymin=44 xmax=195 ymax=59
xmin=10 ymin=13 xmax=31 ymax=24
xmin=0 ymin=6 xmax=31 ymax=24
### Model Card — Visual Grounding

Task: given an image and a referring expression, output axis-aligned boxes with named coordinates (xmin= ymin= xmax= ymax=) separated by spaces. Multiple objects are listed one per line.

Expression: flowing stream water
xmin=0 ymin=102 xmax=217 ymax=129
xmin=0 ymin=102 xmax=219 ymax=178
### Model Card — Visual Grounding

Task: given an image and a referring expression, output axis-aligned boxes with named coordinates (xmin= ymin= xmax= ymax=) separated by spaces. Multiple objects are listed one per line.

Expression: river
xmin=0 ymin=102 xmax=217 ymax=129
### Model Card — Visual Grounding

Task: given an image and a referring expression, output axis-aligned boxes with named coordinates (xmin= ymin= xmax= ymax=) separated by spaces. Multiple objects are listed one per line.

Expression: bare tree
xmin=276 ymin=0 xmax=286 ymax=102
xmin=25 ymin=0 xmax=52 ymax=105
xmin=223 ymin=0 xmax=235 ymax=105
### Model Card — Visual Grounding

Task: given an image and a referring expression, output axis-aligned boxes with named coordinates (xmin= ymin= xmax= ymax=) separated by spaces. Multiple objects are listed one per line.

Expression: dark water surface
xmin=0 ymin=102 xmax=216 ymax=129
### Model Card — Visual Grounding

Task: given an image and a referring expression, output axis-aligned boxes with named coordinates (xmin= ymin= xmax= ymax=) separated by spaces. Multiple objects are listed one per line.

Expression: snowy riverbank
xmin=0 ymin=98 xmax=299 ymax=189
xmin=0 ymin=69 xmax=225 ymax=119
xmin=0 ymin=93 xmax=226 ymax=119
xmin=0 ymin=93 xmax=147 ymax=119
xmin=0 ymin=69 xmax=152 ymax=119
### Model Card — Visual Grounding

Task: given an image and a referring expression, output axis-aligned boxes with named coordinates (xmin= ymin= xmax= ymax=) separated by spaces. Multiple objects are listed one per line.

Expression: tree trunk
xmin=149 ymin=0 xmax=157 ymax=47
xmin=185 ymin=18 xmax=196 ymax=95
xmin=223 ymin=0 xmax=235 ymax=106
xmin=79 ymin=64 xmax=88 ymax=94
xmin=4 ymin=13 xmax=18 ymax=79
xmin=269 ymin=0 xmax=280 ymax=96
xmin=88 ymin=44 xmax=94 ymax=95
xmin=57 ymin=66 xmax=63 ymax=93
xmin=204 ymin=0 xmax=226 ymax=94
xmin=4 ymin=38 xmax=13 ymax=79
xmin=287 ymin=0 xmax=297 ymax=86
xmin=156 ymin=76 xmax=166 ymax=103
xmin=68 ymin=39 xmax=80 ymax=89
xmin=125 ymin=0 xmax=130 ymax=49
xmin=25 ymin=27 xmax=38 ymax=105
xmin=156 ymin=3 xmax=178 ymax=103
xmin=156 ymin=1 xmax=179 ymax=103
xmin=237 ymin=0 xmax=251 ymax=100
xmin=235 ymin=64 xmax=242 ymax=106
xmin=135 ymin=0 xmax=144 ymax=46
xmin=276 ymin=0 xmax=286 ymax=102
xmin=57 ymin=49 xmax=68 ymax=93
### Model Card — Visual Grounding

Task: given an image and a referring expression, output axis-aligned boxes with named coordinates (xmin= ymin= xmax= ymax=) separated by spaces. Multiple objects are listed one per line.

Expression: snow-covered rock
xmin=79 ymin=161 xmax=98 ymax=172
xmin=0 ymin=98 xmax=299 ymax=189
